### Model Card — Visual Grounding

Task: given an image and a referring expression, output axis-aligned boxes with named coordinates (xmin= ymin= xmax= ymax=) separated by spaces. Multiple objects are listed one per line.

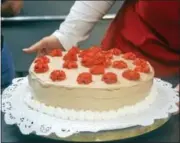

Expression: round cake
xmin=28 ymin=46 xmax=154 ymax=111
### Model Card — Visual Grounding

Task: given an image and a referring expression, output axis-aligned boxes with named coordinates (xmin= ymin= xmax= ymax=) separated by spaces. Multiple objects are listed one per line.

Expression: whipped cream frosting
xmin=28 ymin=51 xmax=154 ymax=111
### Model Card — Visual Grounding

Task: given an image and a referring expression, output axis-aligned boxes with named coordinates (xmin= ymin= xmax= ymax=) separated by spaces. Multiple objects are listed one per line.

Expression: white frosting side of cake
xmin=28 ymin=52 xmax=154 ymax=112
xmin=28 ymin=76 xmax=153 ymax=111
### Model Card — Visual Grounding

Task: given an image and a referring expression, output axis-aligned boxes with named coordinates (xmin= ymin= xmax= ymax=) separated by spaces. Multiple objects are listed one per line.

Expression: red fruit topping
xmin=89 ymin=46 xmax=102 ymax=53
xmin=35 ymin=56 xmax=50 ymax=64
xmin=79 ymin=46 xmax=114 ymax=68
xmin=133 ymin=58 xmax=147 ymax=66
xmin=122 ymin=69 xmax=140 ymax=80
xmin=34 ymin=63 xmax=49 ymax=73
xmin=50 ymin=70 xmax=66 ymax=81
xmin=102 ymin=72 xmax=118 ymax=84
xmin=63 ymin=46 xmax=81 ymax=61
xmin=104 ymin=59 xmax=112 ymax=68
xmin=134 ymin=65 xmax=150 ymax=73
xmin=77 ymin=72 xmax=92 ymax=84
xmin=112 ymin=60 xmax=128 ymax=69
xmin=49 ymin=49 xmax=62 ymax=57
xmin=123 ymin=52 xmax=136 ymax=60
xmin=103 ymin=50 xmax=113 ymax=59
xmin=85 ymin=52 xmax=95 ymax=57
xmin=112 ymin=48 xmax=121 ymax=56
xmin=81 ymin=57 xmax=94 ymax=67
xmin=80 ymin=46 xmax=101 ymax=56
xmin=63 ymin=52 xmax=77 ymax=61
xmin=93 ymin=53 xmax=106 ymax=65
xmin=63 ymin=61 xmax=78 ymax=69
xmin=79 ymin=50 xmax=88 ymax=58
xmin=90 ymin=65 xmax=105 ymax=75
xmin=69 ymin=46 xmax=80 ymax=54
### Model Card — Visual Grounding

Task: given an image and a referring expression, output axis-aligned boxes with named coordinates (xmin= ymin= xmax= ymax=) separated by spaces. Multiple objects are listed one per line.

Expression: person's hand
xmin=23 ymin=35 xmax=64 ymax=56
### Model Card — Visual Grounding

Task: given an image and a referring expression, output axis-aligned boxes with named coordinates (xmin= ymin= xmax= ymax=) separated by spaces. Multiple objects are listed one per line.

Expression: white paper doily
xmin=1 ymin=77 xmax=179 ymax=138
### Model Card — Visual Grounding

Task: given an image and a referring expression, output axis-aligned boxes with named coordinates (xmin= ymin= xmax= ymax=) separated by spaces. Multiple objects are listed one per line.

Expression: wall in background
xmin=20 ymin=1 xmax=122 ymax=16
xmin=2 ymin=1 xmax=124 ymax=74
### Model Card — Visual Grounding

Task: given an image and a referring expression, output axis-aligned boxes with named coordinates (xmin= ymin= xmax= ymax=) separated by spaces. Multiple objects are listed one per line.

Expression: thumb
xmin=23 ymin=38 xmax=47 ymax=53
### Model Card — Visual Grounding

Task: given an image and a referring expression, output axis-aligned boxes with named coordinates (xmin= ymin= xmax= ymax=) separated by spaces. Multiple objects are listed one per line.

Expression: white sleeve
xmin=52 ymin=1 xmax=115 ymax=50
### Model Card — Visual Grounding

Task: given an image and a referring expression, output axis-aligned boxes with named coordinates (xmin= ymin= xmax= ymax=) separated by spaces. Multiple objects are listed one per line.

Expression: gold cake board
xmin=43 ymin=118 xmax=169 ymax=142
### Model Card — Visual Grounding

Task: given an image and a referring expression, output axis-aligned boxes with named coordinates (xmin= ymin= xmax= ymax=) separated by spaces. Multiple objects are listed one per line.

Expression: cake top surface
xmin=29 ymin=46 xmax=154 ymax=89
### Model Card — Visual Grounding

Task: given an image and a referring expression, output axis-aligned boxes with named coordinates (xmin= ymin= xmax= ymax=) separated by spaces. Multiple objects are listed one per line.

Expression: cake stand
xmin=1 ymin=77 xmax=179 ymax=142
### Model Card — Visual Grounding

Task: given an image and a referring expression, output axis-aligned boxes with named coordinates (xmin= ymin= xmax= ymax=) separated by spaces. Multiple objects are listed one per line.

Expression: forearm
xmin=52 ymin=1 xmax=116 ymax=50
xmin=1 ymin=0 xmax=23 ymax=17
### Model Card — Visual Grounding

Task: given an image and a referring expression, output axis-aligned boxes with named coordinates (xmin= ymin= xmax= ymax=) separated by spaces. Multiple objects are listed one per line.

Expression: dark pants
xmin=1 ymin=43 xmax=15 ymax=89
xmin=162 ymin=75 xmax=179 ymax=88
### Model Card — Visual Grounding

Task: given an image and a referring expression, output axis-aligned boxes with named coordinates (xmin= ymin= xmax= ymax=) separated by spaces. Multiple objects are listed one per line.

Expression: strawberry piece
xmin=79 ymin=47 xmax=114 ymax=68
xmin=134 ymin=65 xmax=150 ymax=73
xmin=41 ymin=56 xmax=50 ymax=63
xmin=89 ymin=46 xmax=102 ymax=53
xmin=102 ymin=72 xmax=118 ymax=84
xmin=34 ymin=63 xmax=49 ymax=73
xmin=35 ymin=58 xmax=45 ymax=64
xmin=63 ymin=46 xmax=80 ymax=61
xmin=63 ymin=61 xmax=78 ymax=69
xmin=122 ymin=69 xmax=140 ymax=80
xmin=35 ymin=56 xmax=50 ymax=64
xmin=104 ymin=59 xmax=112 ymax=68
xmin=69 ymin=46 xmax=80 ymax=54
xmin=79 ymin=47 xmax=101 ymax=58
xmin=49 ymin=49 xmax=62 ymax=57
xmin=112 ymin=60 xmax=128 ymax=69
xmin=103 ymin=50 xmax=113 ymax=59
xmin=77 ymin=72 xmax=92 ymax=84
xmin=63 ymin=52 xmax=77 ymax=61
xmin=85 ymin=52 xmax=95 ymax=57
xmin=78 ymin=49 xmax=89 ymax=58
xmin=90 ymin=65 xmax=105 ymax=75
xmin=50 ymin=70 xmax=66 ymax=81
xmin=93 ymin=54 xmax=106 ymax=65
xmin=72 ymin=46 xmax=80 ymax=53
xmin=81 ymin=56 xmax=94 ymax=67
xmin=123 ymin=52 xmax=136 ymax=60
xmin=133 ymin=58 xmax=147 ymax=66
xmin=112 ymin=48 xmax=121 ymax=56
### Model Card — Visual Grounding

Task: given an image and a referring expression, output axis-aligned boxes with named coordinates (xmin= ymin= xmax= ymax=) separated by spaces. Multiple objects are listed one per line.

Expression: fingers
xmin=23 ymin=35 xmax=64 ymax=55
xmin=23 ymin=38 xmax=47 ymax=53
xmin=37 ymin=48 xmax=47 ymax=57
